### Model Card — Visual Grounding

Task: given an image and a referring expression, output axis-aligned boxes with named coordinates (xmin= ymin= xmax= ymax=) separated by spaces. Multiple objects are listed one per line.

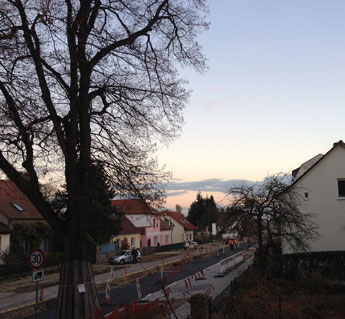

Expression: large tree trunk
xmin=56 ymin=234 xmax=101 ymax=319
xmin=56 ymin=260 xmax=101 ymax=319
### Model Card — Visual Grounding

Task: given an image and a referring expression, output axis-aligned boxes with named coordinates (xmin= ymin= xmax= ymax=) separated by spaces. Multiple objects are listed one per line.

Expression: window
xmin=338 ymin=179 xmax=345 ymax=198
xmin=22 ymin=239 xmax=31 ymax=252
xmin=131 ymin=237 xmax=136 ymax=247
xmin=11 ymin=202 xmax=24 ymax=212
xmin=153 ymin=236 xmax=158 ymax=245
xmin=304 ymin=192 xmax=309 ymax=201
xmin=165 ymin=235 xmax=169 ymax=244
xmin=40 ymin=238 xmax=52 ymax=252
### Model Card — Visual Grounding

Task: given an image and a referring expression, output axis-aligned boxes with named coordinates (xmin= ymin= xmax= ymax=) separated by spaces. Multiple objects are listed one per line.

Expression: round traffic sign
xmin=28 ymin=248 xmax=46 ymax=269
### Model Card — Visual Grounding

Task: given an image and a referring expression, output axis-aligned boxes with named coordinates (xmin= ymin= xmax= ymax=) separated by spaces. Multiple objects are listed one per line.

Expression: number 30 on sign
xmin=28 ymin=248 xmax=46 ymax=269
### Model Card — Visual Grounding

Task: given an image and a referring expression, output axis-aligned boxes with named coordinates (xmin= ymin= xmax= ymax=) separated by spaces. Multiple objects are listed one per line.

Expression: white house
xmin=283 ymin=140 xmax=345 ymax=254
xmin=162 ymin=211 xmax=197 ymax=244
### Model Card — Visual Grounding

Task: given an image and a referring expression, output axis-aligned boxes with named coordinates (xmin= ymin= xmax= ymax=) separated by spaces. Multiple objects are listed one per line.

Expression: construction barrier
xmin=217 ymin=252 xmax=243 ymax=276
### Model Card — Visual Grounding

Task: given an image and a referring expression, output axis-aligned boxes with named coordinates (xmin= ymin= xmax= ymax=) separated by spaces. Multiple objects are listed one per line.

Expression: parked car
xmin=108 ymin=249 xmax=142 ymax=265
xmin=183 ymin=241 xmax=198 ymax=250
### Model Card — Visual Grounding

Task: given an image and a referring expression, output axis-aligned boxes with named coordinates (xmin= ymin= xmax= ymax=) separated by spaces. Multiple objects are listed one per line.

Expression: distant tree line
xmin=187 ymin=192 xmax=218 ymax=231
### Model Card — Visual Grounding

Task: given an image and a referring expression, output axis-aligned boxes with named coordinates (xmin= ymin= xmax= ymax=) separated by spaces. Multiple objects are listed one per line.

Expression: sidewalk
xmin=0 ymin=244 xmax=221 ymax=315
xmin=139 ymin=248 xmax=255 ymax=319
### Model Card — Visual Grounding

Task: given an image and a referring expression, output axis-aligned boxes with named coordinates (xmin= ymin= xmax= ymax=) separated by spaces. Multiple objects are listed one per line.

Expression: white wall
xmin=284 ymin=145 xmax=345 ymax=253
xmin=165 ymin=216 xmax=184 ymax=244
xmin=0 ymin=234 xmax=10 ymax=264
xmin=0 ymin=213 xmax=8 ymax=226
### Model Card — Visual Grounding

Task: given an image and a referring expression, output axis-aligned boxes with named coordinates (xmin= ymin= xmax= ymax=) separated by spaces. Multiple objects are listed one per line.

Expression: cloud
xmin=165 ymin=178 xmax=259 ymax=193
xmin=165 ymin=190 xmax=189 ymax=197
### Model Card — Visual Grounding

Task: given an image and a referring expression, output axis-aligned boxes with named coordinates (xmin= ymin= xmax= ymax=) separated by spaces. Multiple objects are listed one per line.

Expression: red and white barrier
xmin=104 ymin=282 xmax=111 ymax=304
xmin=217 ymin=252 xmax=243 ymax=276
xmin=136 ymin=279 xmax=142 ymax=300
xmin=40 ymin=288 xmax=44 ymax=301
xmin=109 ymin=266 xmax=115 ymax=282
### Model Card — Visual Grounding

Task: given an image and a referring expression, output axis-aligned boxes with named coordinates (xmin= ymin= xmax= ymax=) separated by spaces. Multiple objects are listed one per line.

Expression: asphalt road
xmin=26 ymin=245 xmax=250 ymax=319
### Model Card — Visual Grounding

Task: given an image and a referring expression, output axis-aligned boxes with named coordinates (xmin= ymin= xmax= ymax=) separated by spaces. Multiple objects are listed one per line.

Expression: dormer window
xmin=304 ymin=192 xmax=309 ymax=201
xmin=11 ymin=202 xmax=24 ymax=212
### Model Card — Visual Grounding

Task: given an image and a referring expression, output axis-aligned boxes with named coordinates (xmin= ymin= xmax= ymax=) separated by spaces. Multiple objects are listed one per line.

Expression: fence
xmin=99 ymin=243 xmax=116 ymax=254
xmin=155 ymin=242 xmax=184 ymax=252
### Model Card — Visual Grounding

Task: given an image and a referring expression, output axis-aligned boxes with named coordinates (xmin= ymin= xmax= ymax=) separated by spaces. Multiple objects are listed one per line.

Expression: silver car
xmin=108 ymin=249 xmax=142 ymax=265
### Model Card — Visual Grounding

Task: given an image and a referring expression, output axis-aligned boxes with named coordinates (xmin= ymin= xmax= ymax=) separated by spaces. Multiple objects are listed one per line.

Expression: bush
xmin=273 ymin=251 xmax=345 ymax=281
xmin=297 ymin=268 xmax=331 ymax=293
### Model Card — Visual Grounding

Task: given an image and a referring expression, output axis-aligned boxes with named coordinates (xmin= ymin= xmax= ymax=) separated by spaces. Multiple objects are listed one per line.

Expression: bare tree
xmin=228 ymin=174 xmax=319 ymax=271
xmin=0 ymin=1 xmax=208 ymax=317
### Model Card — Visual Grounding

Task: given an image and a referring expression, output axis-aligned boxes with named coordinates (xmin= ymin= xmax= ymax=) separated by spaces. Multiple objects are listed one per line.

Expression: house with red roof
xmin=111 ymin=199 xmax=172 ymax=248
xmin=162 ymin=211 xmax=197 ymax=244
xmin=0 ymin=180 xmax=46 ymax=262
xmin=110 ymin=216 xmax=142 ymax=250
xmin=0 ymin=180 xmax=44 ymax=227
xmin=283 ymin=140 xmax=345 ymax=253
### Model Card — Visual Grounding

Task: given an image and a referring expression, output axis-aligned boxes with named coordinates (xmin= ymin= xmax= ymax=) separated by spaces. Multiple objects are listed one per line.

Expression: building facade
xmin=163 ymin=211 xmax=196 ymax=244
xmin=111 ymin=199 xmax=172 ymax=248
xmin=283 ymin=140 xmax=345 ymax=253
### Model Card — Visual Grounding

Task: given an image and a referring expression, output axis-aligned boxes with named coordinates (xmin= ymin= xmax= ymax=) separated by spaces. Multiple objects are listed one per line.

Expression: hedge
xmin=0 ymin=252 xmax=63 ymax=278
xmin=273 ymin=251 xmax=345 ymax=280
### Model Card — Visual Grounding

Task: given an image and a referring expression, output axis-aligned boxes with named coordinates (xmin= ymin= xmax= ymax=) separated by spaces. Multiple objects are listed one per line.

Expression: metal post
xmin=35 ymin=281 xmax=39 ymax=319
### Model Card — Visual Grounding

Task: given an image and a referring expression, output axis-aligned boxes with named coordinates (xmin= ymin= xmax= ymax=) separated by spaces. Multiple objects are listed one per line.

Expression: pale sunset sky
xmin=157 ymin=0 xmax=345 ymax=212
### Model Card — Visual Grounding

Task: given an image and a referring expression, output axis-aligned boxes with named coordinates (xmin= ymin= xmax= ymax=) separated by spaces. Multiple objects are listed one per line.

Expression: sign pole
xmin=35 ymin=281 xmax=39 ymax=319
xmin=28 ymin=248 xmax=45 ymax=319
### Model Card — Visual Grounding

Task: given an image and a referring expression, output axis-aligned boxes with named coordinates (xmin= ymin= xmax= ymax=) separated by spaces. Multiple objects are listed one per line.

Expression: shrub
xmin=297 ymin=268 xmax=331 ymax=293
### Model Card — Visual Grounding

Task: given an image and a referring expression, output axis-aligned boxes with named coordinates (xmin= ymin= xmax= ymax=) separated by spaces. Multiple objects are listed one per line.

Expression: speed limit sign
xmin=28 ymin=248 xmax=46 ymax=269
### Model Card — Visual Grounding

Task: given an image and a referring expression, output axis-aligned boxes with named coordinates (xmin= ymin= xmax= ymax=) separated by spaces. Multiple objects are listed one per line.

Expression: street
xmin=25 ymin=244 xmax=253 ymax=319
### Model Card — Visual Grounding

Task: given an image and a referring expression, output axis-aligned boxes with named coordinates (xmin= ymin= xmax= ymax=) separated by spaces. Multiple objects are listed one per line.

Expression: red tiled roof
xmin=160 ymin=219 xmax=172 ymax=231
xmin=164 ymin=211 xmax=197 ymax=231
xmin=118 ymin=216 xmax=142 ymax=235
xmin=0 ymin=222 xmax=12 ymax=234
xmin=0 ymin=180 xmax=44 ymax=221
xmin=111 ymin=199 xmax=160 ymax=216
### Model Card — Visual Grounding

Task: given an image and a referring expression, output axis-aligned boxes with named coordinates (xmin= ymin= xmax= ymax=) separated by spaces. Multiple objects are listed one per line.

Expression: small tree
xmin=121 ymin=238 xmax=130 ymax=250
xmin=228 ymin=174 xmax=319 ymax=271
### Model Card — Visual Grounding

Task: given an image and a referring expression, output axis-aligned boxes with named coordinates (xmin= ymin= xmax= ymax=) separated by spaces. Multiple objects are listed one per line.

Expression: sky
xmin=157 ymin=0 xmax=345 ymax=213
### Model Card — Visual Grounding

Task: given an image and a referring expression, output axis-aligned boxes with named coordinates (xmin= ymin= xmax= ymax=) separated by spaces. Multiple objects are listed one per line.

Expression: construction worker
xmin=229 ymin=239 xmax=234 ymax=250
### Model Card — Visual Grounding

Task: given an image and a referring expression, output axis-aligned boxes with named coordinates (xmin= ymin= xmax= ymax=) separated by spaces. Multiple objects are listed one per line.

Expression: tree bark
xmin=56 ymin=252 xmax=101 ymax=318
xmin=257 ymin=215 xmax=264 ymax=267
